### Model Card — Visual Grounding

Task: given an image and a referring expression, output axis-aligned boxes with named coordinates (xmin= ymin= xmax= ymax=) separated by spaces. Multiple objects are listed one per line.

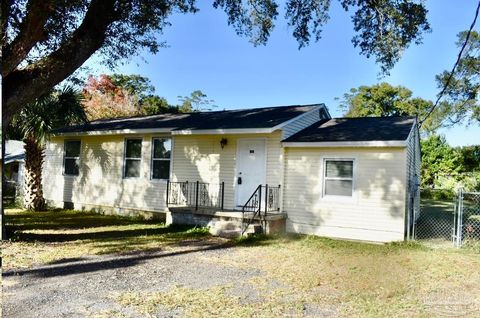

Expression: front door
xmin=235 ymin=139 xmax=266 ymax=208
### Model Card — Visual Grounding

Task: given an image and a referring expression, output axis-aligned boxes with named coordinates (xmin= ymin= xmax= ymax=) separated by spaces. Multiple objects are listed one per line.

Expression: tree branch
xmin=0 ymin=0 xmax=12 ymax=53
xmin=3 ymin=0 xmax=119 ymax=125
xmin=2 ymin=0 xmax=55 ymax=76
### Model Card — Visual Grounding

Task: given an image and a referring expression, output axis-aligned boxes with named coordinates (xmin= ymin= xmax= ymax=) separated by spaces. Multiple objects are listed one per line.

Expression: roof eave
xmin=171 ymin=128 xmax=276 ymax=135
xmin=53 ymin=128 xmax=175 ymax=137
xmin=282 ymin=140 xmax=407 ymax=148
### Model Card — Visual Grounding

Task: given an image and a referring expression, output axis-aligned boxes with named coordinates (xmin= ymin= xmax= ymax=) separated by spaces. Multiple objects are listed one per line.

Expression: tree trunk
xmin=23 ymin=136 xmax=46 ymax=211
xmin=2 ymin=0 xmax=118 ymax=127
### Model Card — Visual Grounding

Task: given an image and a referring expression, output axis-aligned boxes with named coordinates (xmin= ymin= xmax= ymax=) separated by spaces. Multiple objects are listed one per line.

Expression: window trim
xmin=123 ymin=137 xmax=143 ymax=179
xmin=150 ymin=137 xmax=172 ymax=181
xmin=63 ymin=139 xmax=81 ymax=176
xmin=322 ymin=158 xmax=355 ymax=199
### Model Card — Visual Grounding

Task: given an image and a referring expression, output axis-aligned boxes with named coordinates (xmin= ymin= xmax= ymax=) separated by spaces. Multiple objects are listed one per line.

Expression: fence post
xmin=258 ymin=185 xmax=262 ymax=217
xmin=264 ymin=184 xmax=269 ymax=217
xmin=195 ymin=181 xmax=199 ymax=211
xmin=456 ymin=188 xmax=464 ymax=248
xmin=166 ymin=180 xmax=170 ymax=207
xmin=220 ymin=182 xmax=225 ymax=210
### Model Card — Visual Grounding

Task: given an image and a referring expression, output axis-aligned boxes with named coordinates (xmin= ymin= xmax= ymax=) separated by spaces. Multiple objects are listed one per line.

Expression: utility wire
xmin=419 ymin=0 xmax=480 ymax=127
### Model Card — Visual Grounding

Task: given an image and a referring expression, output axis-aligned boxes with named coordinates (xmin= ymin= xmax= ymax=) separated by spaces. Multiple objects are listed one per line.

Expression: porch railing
xmin=241 ymin=184 xmax=281 ymax=235
xmin=167 ymin=181 xmax=225 ymax=210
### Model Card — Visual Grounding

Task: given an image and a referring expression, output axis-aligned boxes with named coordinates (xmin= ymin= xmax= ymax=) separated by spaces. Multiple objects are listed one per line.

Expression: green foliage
xmin=420 ymin=188 xmax=455 ymax=201
xmin=340 ymin=0 xmax=430 ymax=74
xmin=3 ymin=0 xmax=432 ymax=126
xmin=420 ymin=135 xmax=460 ymax=188
xmin=109 ymin=74 xmax=155 ymax=98
xmin=420 ymin=135 xmax=480 ymax=192
xmin=435 ymin=31 xmax=480 ymax=126
xmin=457 ymin=146 xmax=480 ymax=172
xmin=177 ymin=90 xmax=216 ymax=112
xmin=8 ymin=87 xmax=86 ymax=144
xmin=339 ymin=82 xmax=440 ymax=132
xmin=141 ymin=95 xmax=177 ymax=115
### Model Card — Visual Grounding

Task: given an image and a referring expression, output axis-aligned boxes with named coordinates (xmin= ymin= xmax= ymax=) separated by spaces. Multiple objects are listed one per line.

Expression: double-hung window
xmin=124 ymin=139 xmax=142 ymax=178
xmin=324 ymin=159 xmax=354 ymax=197
xmin=64 ymin=140 xmax=81 ymax=176
xmin=151 ymin=138 xmax=171 ymax=179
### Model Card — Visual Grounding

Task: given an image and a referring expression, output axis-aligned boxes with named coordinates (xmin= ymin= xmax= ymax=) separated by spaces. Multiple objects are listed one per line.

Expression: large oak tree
xmin=1 ymin=0 xmax=430 ymax=125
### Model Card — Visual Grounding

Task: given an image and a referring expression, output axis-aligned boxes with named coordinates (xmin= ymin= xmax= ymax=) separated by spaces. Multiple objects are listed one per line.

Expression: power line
xmin=419 ymin=0 xmax=480 ymax=127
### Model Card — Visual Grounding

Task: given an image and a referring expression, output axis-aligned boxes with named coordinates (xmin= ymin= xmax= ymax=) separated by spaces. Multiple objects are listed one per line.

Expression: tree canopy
xmin=339 ymin=82 xmax=441 ymax=132
xmin=2 ymin=0 xmax=430 ymax=124
xmin=420 ymin=135 xmax=480 ymax=191
xmin=434 ymin=30 xmax=480 ymax=127
xmin=81 ymin=73 xmax=214 ymax=119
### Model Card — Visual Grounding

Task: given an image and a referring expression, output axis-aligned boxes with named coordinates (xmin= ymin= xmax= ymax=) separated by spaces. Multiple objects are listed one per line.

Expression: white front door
xmin=235 ymin=139 xmax=266 ymax=208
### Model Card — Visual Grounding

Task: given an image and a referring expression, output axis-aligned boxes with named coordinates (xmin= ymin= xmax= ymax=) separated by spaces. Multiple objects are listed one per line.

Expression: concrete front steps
xmin=209 ymin=221 xmax=263 ymax=238
xmin=166 ymin=207 xmax=286 ymax=238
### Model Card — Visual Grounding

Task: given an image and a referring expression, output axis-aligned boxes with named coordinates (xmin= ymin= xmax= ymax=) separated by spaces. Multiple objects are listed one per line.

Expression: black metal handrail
xmin=167 ymin=181 xmax=225 ymax=210
xmin=241 ymin=184 xmax=281 ymax=235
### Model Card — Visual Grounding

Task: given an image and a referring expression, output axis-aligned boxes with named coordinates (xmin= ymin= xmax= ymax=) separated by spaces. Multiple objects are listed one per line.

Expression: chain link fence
xmin=414 ymin=188 xmax=480 ymax=248
xmin=456 ymin=190 xmax=480 ymax=247
xmin=415 ymin=189 xmax=456 ymax=246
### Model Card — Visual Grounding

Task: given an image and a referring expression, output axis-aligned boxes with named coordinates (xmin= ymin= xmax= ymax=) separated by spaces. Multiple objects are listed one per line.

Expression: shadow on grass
xmin=5 ymin=210 xmax=158 ymax=233
xmin=9 ymin=224 xmax=207 ymax=243
xmin=2 ymin=242 xmax=235 ymax=278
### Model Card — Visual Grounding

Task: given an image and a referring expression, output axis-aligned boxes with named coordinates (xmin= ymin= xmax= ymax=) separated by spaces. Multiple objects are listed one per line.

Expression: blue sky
xmin=93 ymin=0 xmax=479 ymax=146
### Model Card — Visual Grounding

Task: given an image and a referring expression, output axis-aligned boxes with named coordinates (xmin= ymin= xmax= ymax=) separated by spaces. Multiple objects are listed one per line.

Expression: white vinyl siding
xmin=283 ymin=147 xmax=407 ymax=243
xmin=282 ymin=107 xmax=325 ymax=139
xmin=171 ymin=132 xmax=283 ymax=210
xmin=43 ymin=135 xmax=169 ymax=212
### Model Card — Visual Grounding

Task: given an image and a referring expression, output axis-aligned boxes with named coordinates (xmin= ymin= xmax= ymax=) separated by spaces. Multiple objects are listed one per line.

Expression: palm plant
xmin=8 ymin=87 xmax=86 ymax=211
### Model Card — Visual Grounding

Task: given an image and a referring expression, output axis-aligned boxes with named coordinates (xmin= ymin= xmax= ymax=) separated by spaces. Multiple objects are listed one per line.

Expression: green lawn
xmin=3 ymin=208 xmax=480 ymax=317
xmin=2 ymin=208 xmax=212 ymax=269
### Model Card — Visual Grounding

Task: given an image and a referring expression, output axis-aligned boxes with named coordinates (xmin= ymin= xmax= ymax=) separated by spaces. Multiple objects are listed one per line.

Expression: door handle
xmin=237 ymin=177 xmax=242 ymax=185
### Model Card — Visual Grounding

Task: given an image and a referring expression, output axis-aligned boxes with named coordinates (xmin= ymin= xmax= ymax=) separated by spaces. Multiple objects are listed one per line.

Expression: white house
xmin=43 ymin=104 xmax=420 ymax=243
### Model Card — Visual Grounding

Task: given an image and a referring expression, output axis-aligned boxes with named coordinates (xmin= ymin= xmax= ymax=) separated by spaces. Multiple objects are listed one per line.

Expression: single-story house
xmin=44 ymin=104 xmax=420 ymax=243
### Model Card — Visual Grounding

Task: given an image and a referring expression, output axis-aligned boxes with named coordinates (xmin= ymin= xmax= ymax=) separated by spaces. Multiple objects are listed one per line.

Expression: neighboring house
xmin=4 ymin=140 xmax=26 ymax=200
xmin=43 ymin=104 xmax=420 ymax=243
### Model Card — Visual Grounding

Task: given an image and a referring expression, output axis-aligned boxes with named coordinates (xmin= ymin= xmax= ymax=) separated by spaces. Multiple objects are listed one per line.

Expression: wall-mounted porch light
xmin=220 ymin=137 xmax=228 ymax=149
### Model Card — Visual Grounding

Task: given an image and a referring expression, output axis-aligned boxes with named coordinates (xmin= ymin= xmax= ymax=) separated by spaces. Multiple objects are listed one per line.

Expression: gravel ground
xmin=2 ymin=239 xmax=265 ymax=318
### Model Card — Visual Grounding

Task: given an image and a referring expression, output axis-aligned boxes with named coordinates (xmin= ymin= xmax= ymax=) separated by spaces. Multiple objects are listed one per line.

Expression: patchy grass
xmin=117 ymin=235 xmax=480 ymax=317
xmin=2 ymin=208 xmax=212 ymax=269
xmin=4 ymin=208 xmax=480 ymax=317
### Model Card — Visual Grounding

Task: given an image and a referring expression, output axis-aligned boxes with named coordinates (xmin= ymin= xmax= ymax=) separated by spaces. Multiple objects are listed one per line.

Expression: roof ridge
xmin=87 ymin=103 xmax=323 ymax=123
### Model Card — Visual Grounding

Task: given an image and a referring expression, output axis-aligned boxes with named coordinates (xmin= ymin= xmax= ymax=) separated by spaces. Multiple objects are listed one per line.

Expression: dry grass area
xmin=2 ymin=208 xmax=211 ymax=269
xmin=3 ymin=208 xmax=480 ymax=317
xmin=117 ymin=236 xmax=480 ymax=317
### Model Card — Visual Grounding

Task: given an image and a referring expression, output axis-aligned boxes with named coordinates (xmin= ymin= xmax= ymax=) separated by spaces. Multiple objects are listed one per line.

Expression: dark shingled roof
xmin=54 ymin=104 xmax=322 ymax=134
xmin=283 ymin=116 xmax=416 ymax=142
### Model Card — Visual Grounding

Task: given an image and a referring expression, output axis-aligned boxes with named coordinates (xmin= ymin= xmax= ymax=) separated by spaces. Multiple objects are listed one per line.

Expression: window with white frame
xmin=124 ymin=138 xmax=142 ymax=178
xmin=151 ymin=138 xmax=171 ymax=179
xmin=64 ymin=140 xmax=81 ymax=176
xmin=324 ymin=159 xmax=354 ymax=197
